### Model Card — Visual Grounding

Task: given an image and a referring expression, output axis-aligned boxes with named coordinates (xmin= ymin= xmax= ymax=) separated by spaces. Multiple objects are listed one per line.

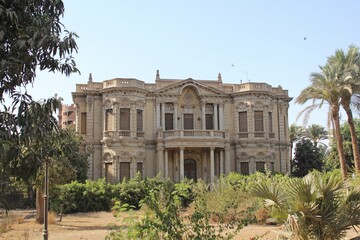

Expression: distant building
xmin=59 ymin=104 xmax=76 ymax=129
xmin=72 ymin=71 xmax=292 ymax=183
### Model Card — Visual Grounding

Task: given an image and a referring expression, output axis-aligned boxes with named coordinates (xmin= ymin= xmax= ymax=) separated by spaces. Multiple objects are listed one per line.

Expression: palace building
xmin=72 ymin=71 xmax=292 ymax=183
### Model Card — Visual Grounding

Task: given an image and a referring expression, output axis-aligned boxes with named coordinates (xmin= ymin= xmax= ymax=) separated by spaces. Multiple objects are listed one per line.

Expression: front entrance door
xmin=184 ymin=159 xmax=196 ymax=180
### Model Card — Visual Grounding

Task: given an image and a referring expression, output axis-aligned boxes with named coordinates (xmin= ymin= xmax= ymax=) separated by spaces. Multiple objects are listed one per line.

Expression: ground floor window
xmin=184 ymin=159 xmax=196 ymax=180
xmin=137 ymin=162 xmax=143 ymax=175
xmin=105 ymin=162 xmax=114 ymax=183
xmin=119 ymin=162 xmax=130 ymax=181
xmin=256 ymin=162 xmax=265 ymax=172
xmin=240 ymin=162 xmax=249 ymax=175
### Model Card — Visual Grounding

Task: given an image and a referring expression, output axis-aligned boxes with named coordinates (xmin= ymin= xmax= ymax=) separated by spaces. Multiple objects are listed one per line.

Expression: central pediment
xmin=154 ymin=78 xmax=226 ymax=96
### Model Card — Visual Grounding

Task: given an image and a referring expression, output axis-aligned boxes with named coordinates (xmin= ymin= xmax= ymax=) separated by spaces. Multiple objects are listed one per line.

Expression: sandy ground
xmin=1 ymin=210 xmax=359 ymax=240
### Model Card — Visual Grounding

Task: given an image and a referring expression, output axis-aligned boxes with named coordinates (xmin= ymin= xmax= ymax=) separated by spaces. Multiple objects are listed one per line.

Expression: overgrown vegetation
xmin=252 ymin=170 xmax=360 ymax=239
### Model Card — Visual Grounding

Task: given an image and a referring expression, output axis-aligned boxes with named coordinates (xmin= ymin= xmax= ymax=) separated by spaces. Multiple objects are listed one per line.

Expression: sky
xmin=29 ymin=0 xmax=360 ymax=128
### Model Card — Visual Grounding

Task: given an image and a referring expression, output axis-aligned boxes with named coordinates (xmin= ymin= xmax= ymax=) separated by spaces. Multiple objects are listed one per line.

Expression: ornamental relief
xmin=135 ymin=99 xmax=145 ymax=109
xmin=205 ymin=104 xmax=214 ymax=114
xmin=119 ymin=151 xmax=131 ymax=162
xmin=103 ymin=152 xmax=114 ymax=163
xmin=119 ymin=97 xmax=131 ymax=108
xmin=165 ymin=103 xmax=174 ymax=112
xmin=103 ymin=99 xmax=113 ymax=109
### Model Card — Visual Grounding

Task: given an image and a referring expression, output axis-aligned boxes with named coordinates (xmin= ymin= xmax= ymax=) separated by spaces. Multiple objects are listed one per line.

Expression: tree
xmin=0 ymin=0 xmax=79 ymax=224
xmin=328 ymin=45 xmax=360 ymax=173
xmin=289 ymin=123 xmax=305 ymax=162
xmin=305 ymin=124 xmax=328 ymax=148
xmin=0 ymin=0 xmax=79 ymax=100
xmin=296 ymin=64 xmax=348 ymax=179
xmin=252 ymin=171 xmax=360 ymax=240
xmin=326 ymin=119 xmax=360 ymax=172
xmin=291 ymin=138 xmax=323 ymax=177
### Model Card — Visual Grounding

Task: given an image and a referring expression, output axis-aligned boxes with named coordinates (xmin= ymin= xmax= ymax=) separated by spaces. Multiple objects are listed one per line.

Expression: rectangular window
xmin=119 ymin=162 xmax=130 ymax=181
xmin=183 ymin=114 xmax=194 ymax=129
xmin=268 ymin=112 xmax=273 ymax=133
xmin=240 ymin=162 xmax=249 ymax=175
xmin=256 ymin=162 xmax=265 ymax=172
xmin=105 ymin=109 xmax=113 ymax=131
xmin=137 ymin=109 xmax=143 ymax=131
xmin=137 ymin=162 xmax=143 ymax=175
xmin=254 ymin=111 xmax=264 ymax=132
xmin=105 ymin=163 xmax=114 ymax=183
xmin=270 ymin=162 xmax=275 ymax=172
xmin=81 ymin=112 xmax=87 ymax=134
xmin=206 ymin=114 xmax=213 ymax=130
xmin=165 ymin=113 xmax=174 ymax=130
xmin=239 ymin=111 xmax=248 ymax=132
xmin=120 ymin=108 xmax=130 ymax=130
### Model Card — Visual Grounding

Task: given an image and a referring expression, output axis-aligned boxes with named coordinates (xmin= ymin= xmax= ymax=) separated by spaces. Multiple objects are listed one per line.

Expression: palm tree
xmin=305 ymin=124 xmax=328 ymax=148
xmin=252 ymin=171 xmax=360 ymax=240
xmin=296 ymin=64 xmax=348 ymax=179
xmin=328 ymin=45 xmax=360 ymax=173
xmin=289 ymin=124 xmax=305 ymax=162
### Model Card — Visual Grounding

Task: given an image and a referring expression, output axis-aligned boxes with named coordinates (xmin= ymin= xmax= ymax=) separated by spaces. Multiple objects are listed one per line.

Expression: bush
xmin=50 ymin=179 xmax=115 ymax=213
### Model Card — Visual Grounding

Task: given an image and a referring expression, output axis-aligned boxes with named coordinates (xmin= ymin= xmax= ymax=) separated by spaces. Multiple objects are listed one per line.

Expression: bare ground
xmin=0 ymin=210 xmax=359 ymax=240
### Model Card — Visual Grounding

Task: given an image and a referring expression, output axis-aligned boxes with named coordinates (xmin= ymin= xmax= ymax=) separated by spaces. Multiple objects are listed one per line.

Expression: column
xmin=214 ymin=103 xmax=218 ymax=130
xmin=164 ymin=150 xmax=169 ymax=178
xmin=225 ymin=145 xmax=231 ymax=174
xmin=157 ymin=147 xmax=164 ymax=177
xmin=156 ymin=103 xmax=161 ymax=128
xmin=161 ymin=103 xmax=165 ymax=129
xmin=180 ymin=147 xmax=184 ymax=181
xmin=219 ymin=103 xmax=224 ymax=131
xmin=174 ymin=103 xmax=178 ymax=130
xmin=220 ymin=150 xmax=224 ymax=175
xmin=210 ymin=147 xmax=215 ymax=182
xmin=202 ymin=103 xmax=206 ymax=130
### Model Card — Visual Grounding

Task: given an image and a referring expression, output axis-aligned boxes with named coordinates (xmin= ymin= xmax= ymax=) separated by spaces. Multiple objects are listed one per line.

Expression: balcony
xmin=237 ymin=132 xmax=276 ymax=139
xmin=158 ymin=129 xmax=227 ymax=148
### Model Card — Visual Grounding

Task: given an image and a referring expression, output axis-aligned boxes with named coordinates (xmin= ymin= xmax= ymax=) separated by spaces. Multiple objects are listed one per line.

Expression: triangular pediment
xmin=154 ymin=78 xmax=226 ymax=96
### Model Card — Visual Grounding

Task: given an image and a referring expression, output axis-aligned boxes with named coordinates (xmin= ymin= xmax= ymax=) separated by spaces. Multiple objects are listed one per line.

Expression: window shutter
xmin=254 ymin=111 xmax=264 ymax=132
xmin=119 ymin=162 xmax=130 ymax=181
xmin=165 ymin=113 xmax=173 ymax=130
xmin=120 ymin=108 xmax=130 ymax=130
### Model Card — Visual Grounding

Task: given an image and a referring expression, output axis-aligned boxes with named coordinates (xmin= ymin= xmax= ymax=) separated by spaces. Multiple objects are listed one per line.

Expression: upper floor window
xmin=105 ymin=109 xmax=113 ymax=131
xmin=184 ymin=114 xmax=194 ymax=130
xmin=165 ymin=113 xmax=173 ymax=130
xmin=268 ymin=112 xmax=273 ymax=133
xmin=81 ymin=112 xmax=87 ymax=134
xmin=239 ymin=111 xmax=248 ymax=132
xmin=120 ymin=108 xmax=130 ymax=130
xmin=206 ymin=114 xmax=213 ymax=130
xmin=137 ymin=109 xmax=143 ymax=131
xmin=254 ymin=111 xmax=264 ymax=132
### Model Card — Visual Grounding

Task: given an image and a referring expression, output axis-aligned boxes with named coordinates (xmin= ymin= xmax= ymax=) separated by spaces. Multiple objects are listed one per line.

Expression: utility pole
xmin=43 ymin=158 xmax=49 ymax=240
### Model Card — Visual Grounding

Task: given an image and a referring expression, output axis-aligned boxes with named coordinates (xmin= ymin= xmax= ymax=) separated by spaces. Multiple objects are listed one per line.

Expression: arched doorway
xmin=184 ymin=159 xmax=196 ymax=180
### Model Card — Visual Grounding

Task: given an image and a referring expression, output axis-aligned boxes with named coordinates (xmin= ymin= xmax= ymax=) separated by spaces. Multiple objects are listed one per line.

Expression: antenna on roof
xmin=217 ymin=73 xmax=222 ymax=82
xmin=156 ymin=70 xmax=160 ymax=80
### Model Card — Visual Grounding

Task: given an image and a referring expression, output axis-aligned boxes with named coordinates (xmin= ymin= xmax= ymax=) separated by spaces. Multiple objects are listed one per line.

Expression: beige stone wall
xmin=72 ymin=76 xmax=292 ymax=182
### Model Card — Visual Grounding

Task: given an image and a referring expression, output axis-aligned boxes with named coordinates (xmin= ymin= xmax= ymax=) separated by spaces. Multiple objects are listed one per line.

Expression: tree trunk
xmin=343 ymin=104 xmax=360 ymax=173
xmin=332 ymin=107 xmax=348 ymax=179
xmin=36 ymin=188 xmax=44 ymax=224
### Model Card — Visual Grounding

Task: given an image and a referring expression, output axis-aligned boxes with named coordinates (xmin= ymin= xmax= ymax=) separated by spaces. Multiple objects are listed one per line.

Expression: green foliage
xmin=107 ymin=178 xmax=244 ymax=240
xmin=50 ymin=179 xmax=115 ymax=213
xmin=252 ymin=170 xmax=360 ymax=239
xmin=0 ymin=0 xmax=79 ymax=99
xmin=292 ymin=138 xmax=323 ymax=177
xmin=326 ymin=119 xmax=360 ymax=172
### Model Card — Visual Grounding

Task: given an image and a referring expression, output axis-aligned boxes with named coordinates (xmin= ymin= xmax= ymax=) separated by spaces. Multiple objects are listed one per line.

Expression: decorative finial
xmin=218 ymin=73 xmax=222 ymax=82
xmin=156 ymin=70 xmax=160 ymax=80
xmin=88 ymin=73 xmax=93 ymax=83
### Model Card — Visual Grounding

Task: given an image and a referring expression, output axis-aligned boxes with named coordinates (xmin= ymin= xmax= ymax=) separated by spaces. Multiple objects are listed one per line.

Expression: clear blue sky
xmin=30 ymin=0 xmax=360 ymax=127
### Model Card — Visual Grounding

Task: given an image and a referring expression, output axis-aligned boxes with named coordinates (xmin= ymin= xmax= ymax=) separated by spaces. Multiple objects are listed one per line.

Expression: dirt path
xmin=1 ymin=211 xmax=359 ymax=240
